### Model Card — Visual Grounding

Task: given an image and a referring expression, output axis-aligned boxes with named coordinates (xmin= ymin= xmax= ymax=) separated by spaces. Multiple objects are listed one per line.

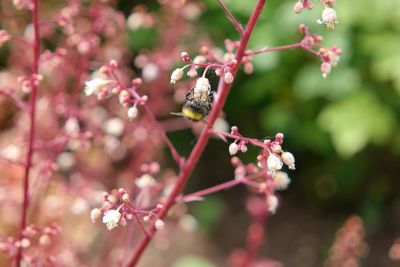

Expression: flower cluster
xmin=215 ymin=127 xmax=295 ymax=214
xmin=84 ymin=60 xmax=146 ymax=120
xmin=0 ymin=223 xmax=61 ymax=263
xmin=299 ymin=24 xmax=342 ymax=78
xmin=324 ymin=215 xmax=368 ymax=267
xmin=90 ymin=164 xmax=166 ymax=232
xmin=294 ymin=0 xmax=339 ymax=30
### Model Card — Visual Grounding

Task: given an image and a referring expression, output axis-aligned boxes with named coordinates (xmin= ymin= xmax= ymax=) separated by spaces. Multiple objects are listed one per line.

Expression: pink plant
xmin=0 ymin=0 xmax=342 ymax=266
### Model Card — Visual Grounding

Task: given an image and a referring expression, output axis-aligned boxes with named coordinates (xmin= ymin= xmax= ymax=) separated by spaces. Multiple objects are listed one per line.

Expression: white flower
xmin=102 ymin=209 xmax=121 ymax=230
xmin=281 ymin=152 xmax=295 ymax=170
xmin=229 ymin=143 xmax=239 ymax=156
xmin=154 ymin=219 xmax=164 ymax=230
xmin=224 ymin=72 xmax=234 ymax=84
xmin=267 ymin=195 xmax=279 ymax=214
xmin=194 ymin=77 xmax=210 ymax=93
xmin=127 ymin=106 xmax=138 ymax=120
xmin=267 ymin=154 xmax=283 ymax=171
xmin=90 ymin=208 xmax=102 ymax=223
xmin=170 ymin=68 xmax=184 ymax=84
xmin=84 ymin=78 xmax=114 ymax=96
xmin=318 ymin=7 xmax=338 ymax=30
xmin=273 ymin=171 xmax=291 ymax=190
xmin=135 ymin=174 xmax=157 ymax=188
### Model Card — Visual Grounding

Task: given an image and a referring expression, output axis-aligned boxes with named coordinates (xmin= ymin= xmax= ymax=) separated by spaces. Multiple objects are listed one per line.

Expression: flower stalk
xmin=15 ymin=0 xmax=40 ymax=266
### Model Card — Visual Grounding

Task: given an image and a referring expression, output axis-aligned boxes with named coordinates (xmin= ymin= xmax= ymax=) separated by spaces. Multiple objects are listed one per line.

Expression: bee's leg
xmin=208 ymin=90 xmax=214 ymax=102
xmin=186 ymin=88 xmax=195 ymax=101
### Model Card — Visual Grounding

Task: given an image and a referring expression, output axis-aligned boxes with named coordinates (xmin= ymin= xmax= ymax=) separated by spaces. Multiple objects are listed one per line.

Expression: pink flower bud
xmin=293 ymin=1 xmax=304 ymax=13
xmin=224 ymin=72 xmax=234 ymax=84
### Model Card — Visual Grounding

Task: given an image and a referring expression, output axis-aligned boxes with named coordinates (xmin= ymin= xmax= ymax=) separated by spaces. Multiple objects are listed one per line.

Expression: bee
xmin=171 ymin=87 xmax=214 ymax=121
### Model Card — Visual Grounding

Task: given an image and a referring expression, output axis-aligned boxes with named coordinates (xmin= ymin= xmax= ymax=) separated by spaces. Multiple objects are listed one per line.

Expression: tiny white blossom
xmin=281 ymin=152 xmax=295 ymax=170
xmin=102 ymin=209 xmax=121 ymax=230
xmin=154 ymin=219 xmax=165 ymax=230
xmin=170 ymin=68 xmax=184 ymax=84
xmin=90 ymin=208 xmax=102 ymax=223
xmin=273 ymin=171 xmax=291 ymax=190
xmin=194 ymin=77 xmax=210 ymax=93
xmin=229 ymin=143 xmax=239 ymax=156
xmin=224 ymin=72 xmax=234 ymax=84
xmin=267 ymin=195 xmax=279 ymax=214
xmin=127 ymin=106 xmax=138 ymax=120
xmin=267 ymin=154 xmax=283 ymax=171
xmin=84 ymin=78 xmax=114 ymax=96
xmin=318 ymin=7 xmax=338 ymax=30
xmin=135 ymin=174 xmax=157 ymax=188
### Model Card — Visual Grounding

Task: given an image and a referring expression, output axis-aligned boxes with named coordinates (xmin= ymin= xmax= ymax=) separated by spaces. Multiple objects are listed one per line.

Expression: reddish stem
xmin=217 ymin=0 xmax=244 ymax=35
xmin=125 ymin=1 xmax=266 ymax=266
xmin=245 ymin=43 xmax=302 ymax=56
xmin=15 ymin=1 xmax=40 ymax=266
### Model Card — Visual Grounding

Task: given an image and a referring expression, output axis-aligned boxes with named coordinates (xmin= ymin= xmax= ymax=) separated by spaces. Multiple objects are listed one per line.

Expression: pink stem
xmin=15 ymin=1 xmax=40 ymax=266
xmin=245 ymin=43 xmax=302 ymax=56
xmin=125 ymin=1 xmax=266 ymax=266
xmin=217 ymin=0 xmax=244 ymax=34
xmin=179 ymin=179 xmax=242 ymax=202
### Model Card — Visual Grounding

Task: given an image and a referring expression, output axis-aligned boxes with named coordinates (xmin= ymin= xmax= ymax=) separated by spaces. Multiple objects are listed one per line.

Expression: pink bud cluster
xmin=90 ymin=163 xmax=166 ymax=232
xmin=84 ymin=60 xmax=145 ymax=120
xmin=216 ymin=127 xmax=295 ymax=214
xmin=299 ymin=24 xmax=342 ymax=78
xmin=324 ymin=215 xmax=368 ymax=267
xmin=0 ymin=223 xmax=61 ymax=263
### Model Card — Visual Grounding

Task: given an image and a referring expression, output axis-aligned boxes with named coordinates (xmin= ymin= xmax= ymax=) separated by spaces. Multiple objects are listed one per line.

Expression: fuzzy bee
xmin=171 ymin=87 xmax=214 ymax=121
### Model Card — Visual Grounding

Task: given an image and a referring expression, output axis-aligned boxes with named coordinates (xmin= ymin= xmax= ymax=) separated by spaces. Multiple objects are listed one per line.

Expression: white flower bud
xmin=281 ymin=152 xmax=295 ymax=170
xmin=84 ymin=78 xmax=114 ymax=96
xmin=90 ymin=208 xmax=102 ymax=223
xmin=170 ymin=68 xmax=184 ymax=84
xmin=194 ymin=77 xmax=210 ymax=93
xmin=273 ymin=171 xmax=291 ymax=190
xmin=127 ymin=106 xmax=138 ymax=120
xmin=318 ymin=7 xmax=338 ymax=30
xmin=224 ymin=72 xmax=234 ymax=84
xmin=267 ymin=195 xmax=278 ymax=214
xmin=229 ymin=143 xmax=239 ymax=156
xmin=102 ymin=209 xmax=121 ymax=230
xmin=155 ymin=219 xmax=164 ymax=230
xmin=135 ymin=174 xmax=157 ymax=188
xmin=267 ymin=154 xmax=283 ymax=171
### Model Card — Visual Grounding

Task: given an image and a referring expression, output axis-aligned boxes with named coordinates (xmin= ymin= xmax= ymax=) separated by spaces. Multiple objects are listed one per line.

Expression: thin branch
xmin=0 ymin=89 xmax=29 ymax=112
xmin=125 ymin=1 xmax=266 ymax=266
xmin=245 ymin=43 xmax=302 ymax=56
xmin=15 ymin=0 xmax=40 ymax=266
xmin=0 ymin=156 xmax=25 ymax=167
xmin=217 ymin=0 xmax=244 ymax=35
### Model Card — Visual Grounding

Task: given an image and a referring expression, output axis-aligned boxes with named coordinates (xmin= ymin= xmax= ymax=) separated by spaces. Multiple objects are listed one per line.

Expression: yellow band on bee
xmin=182 ymin=106 xmax=203 ymax=121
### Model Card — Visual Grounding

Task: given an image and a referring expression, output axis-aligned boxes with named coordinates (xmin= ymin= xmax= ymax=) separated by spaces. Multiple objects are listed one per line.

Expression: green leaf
xmin=294 ymin=65 xmax=360 ymax=100
xmin=318 ymin=91 xmax=395 ymax=157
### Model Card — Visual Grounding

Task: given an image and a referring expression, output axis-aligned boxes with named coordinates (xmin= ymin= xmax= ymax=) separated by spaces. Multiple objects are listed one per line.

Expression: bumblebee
xmin=172 ymin=87 xmax=214 ymax=121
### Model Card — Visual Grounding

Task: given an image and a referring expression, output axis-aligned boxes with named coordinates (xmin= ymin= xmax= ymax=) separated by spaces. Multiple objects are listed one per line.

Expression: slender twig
xmin=0 ymin=89 xmax=29 ymax=112
xmin=178 ymin=170 xmax=267 ymax=203
xmin=125 ymin=1 xmax=266 ymax=266
xmin=217 ymin=0 xmax=244 ymax=35
xmin=245 ymin=43 xmax=302 ymax=56
xmin=15 ymin=0 xmax=40 ymax=266
xmin=0 ymin=156 xmax=25 ymax=167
